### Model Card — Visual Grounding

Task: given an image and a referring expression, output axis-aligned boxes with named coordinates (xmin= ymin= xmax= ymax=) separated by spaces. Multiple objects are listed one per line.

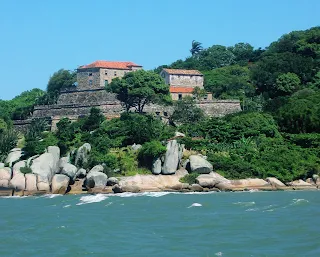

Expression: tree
xmin=46 ymin=69 xmax=76 ymax=103
xmin=0 ymin=119 xmax=7 ymax=134
xmin=108 ymin=70 xmax=170 ymax=113
xmin=190 ymin=40 xmax=203 ymax=56
xmin=228 ymin=43 xmax=254 ymax=65
xmin=81 ymin=107 xmax=105 ymax=132
xmin=275 ymin=72 xmax=301 ymax=96
xmin=171 ymin=96 xmax=205 ymax=124
xmin=192 ymin=87 xmax=207 ymax=100
xmin=198 ymin=45 xmax=235 ymax=70
xmin=203 ymin=65 xmax=254 ymax=99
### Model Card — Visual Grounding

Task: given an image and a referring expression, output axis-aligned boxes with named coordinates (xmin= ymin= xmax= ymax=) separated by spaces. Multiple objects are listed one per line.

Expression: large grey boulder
xmin=152 ymin=158 xmax=162 ymax=175
xmin=162 ymin=140 xmax=181 ymax=175
xmin=189 ymin=155 xmax=213 ymax=174
xmin=5 ymin=148 xmax=23 ymax=167
xmin=266 ymin=177 xmax=286 ymax=187
xmin=31 ymin=147 xmax=60 ymax=185
xmin=58 ymin=157 xmax=69 ymax=169
xmin=85 ymin=171 xmax=108 ymax=188
xmin=25 ymin=174 xmax=38 ymax=192
xmin=52 ymin=174 xmax=70 ymax=194
xmin=107 ymin=177 xmax=119 ymax=186
xmin=60 ymin=163 xmax=77 ymax=180
xmin=0 ymin=168 xmax=11 ymax=187
xmin=75 ymin=143 xmax=91 ymax=167
xmin=89 ymin=165 xmax=104 ymax=173
xmin=196 ymin=172 xmax=229 ymax=188
xmin=75 ymin=168 xmax=87 ymax=178
xmin=9 ymin=173 xmax=25 ymax=190
xmin=12 ymin=161 xmax=26 ymax=176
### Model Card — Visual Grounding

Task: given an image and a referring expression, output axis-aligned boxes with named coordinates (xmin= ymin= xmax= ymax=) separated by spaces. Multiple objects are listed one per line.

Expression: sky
xmin=0 ymin=0 xmax=319 ymax=100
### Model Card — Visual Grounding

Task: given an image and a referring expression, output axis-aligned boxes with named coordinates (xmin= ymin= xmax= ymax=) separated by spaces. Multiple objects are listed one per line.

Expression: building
xmin=77 ymin=60 xmax=142 ymax=90
xmin=160 ymin=68 xmax=212 ymax=101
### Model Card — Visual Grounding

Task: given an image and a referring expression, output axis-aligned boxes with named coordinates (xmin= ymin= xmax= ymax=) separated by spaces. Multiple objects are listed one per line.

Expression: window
xmin=114 ymin=71 xmax=117 ymax=76
xmin=204 ymin=94 xmax=208 ymax=100
xmin=163 ymin=112 xmax=168 ymax=117
xmin=156 ymin=111 xmax=160 ymax=116
xmin=105 ymin=80 xmax=109 ymax=87
xmin=88 ymin=72 xmax=92 ymax=76
xmin=105 ymin=70 xmax=108 ymax=75
xmin=178 ymin=94 xmax=182 ymax=100
xmin=89 ymin=80 xmax=93 ymax=86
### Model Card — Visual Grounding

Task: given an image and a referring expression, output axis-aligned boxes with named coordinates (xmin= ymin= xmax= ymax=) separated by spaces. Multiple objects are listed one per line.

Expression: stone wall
xmin=169 ymin=74 xmax=204 ymax=87
xmin=77 ymin=68 xmax=101 ymax=90
xmin=57 ymin=88 xmax=117 ymax=105
xmin=197 ymin=100 xmax=242 ymax=117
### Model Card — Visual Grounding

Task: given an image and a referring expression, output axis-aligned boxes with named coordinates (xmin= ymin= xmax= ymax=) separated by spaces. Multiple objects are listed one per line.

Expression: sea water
xmin=0 ymin=191 xmax=319 ymax=257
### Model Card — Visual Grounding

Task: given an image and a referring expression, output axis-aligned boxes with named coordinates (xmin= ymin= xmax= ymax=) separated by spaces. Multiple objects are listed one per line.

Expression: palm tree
xmin=190 ymin=40 xmax=203 ymax=56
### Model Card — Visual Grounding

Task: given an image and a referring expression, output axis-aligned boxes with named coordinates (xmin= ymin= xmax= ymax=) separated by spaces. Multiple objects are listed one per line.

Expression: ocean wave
xmin=291 ymin=198 xmax=309 ymax=206
xmin=0 ymin=195 xmax=28 ymax=199
xmin=42 ymin=194 xmax=63 ymax=199
xmin=233 ymin=201 xmax=255 ymax=206
xmin=187 ymin=203 xmax=202 ymax=208
xmin=246 ymin=204 xmax=275 ymax=212
xmin=63 ymin=204 xmax=71 ymax=208
xmin=76 ymin=194 xmax=108 ymax=205
xmin=215 ymin=252 xmax=223 ymax=256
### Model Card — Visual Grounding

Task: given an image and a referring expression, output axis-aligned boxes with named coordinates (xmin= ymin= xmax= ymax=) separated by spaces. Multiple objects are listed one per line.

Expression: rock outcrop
xmin=30 ymin=146 xmax=60 ymax=187
xmin=162 ymin=140 xmax=181 ymax=175
xmin=0 ymin=168 xmax=11 ymax=187
xmin=152 ymin=158 xmax=162 ymax=175
xmin=189 ymin=155 xmax=213 ymax=174
xmin=85 ymin=171 xmax=108 ymax=188
xmin=60 ymin=163 xmax=77 ymax=180
xmin=9 ymin=173 xmax=25 ymax=190
xmin=266 ymin=177 xmax=286 ymax=188
xmin=25 ymin=173 xmax=38 ymax=192
xmin=75 ymin=168 xmax=87 ymax=178
xmin=52 ymin=174 xmax=70 ymax=194
xmin=12 ymin=161 xmax=26 ymax=176
xmin=75 ymin=143 xmax=91 ymax=167
xmin=215 ymin=178 xmax=271 ymax=191
xmin=5 ymin=148 xmax=23 ymax=167
xmin=107 ymin=177 xmax=119 ymax=186
xmin=287 ymin=179 xmax=317 ymax=190
xmin=196 ymin=172 xmax=229 ymax=188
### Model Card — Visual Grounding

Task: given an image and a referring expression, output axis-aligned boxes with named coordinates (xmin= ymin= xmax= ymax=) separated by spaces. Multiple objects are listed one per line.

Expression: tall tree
xmin=108 ymin=70 xmax=170 ymax=113
xmin=190 ymin=40 xmax=203 ymax=56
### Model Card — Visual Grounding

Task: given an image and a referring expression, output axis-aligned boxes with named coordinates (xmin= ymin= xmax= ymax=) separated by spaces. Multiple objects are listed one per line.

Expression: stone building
xmin=14 ymin=61 xmax=241 ymax=131
xmin=160 ymin=68 xmax=212 ymax=100
xmin=77 ymin=60 xmax=142 ymax=90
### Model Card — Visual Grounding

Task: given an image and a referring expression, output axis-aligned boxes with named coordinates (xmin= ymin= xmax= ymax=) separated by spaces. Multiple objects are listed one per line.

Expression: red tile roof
xmin=79 ymin=60 xmax=142 ymax=70
xmin=170 ymin=87 xmax=195 ymax=93
xmin=163 ymin=68 xmax=203 ymax=76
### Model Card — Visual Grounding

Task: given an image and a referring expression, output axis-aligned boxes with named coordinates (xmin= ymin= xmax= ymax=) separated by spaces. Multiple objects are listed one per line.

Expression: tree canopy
xmin=108 ymin=70 xmax=170 ymax=113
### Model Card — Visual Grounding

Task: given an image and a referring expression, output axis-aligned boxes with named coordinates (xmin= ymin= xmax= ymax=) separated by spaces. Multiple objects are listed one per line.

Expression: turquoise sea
xmin=0 ymin=191 xmax=319 ymax=257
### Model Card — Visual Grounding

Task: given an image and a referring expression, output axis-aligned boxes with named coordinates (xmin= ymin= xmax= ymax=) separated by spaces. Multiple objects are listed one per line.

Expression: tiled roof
xmin=163 ymin=68 xmax=203 ymax=76
xmin=170 ymin=87 xmax=195 ymax=93
xmin=79 ymin=60 xmax=142 ymax=70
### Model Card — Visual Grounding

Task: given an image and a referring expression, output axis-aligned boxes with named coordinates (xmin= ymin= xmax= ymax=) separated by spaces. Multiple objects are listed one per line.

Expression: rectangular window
xmin=114 ymin=71 xmax=117 ymax=76
xmin=104 ymin=80 xmax=108 ymax=86
xmin=163 ymin=112 xmax=168 ymax=117
xmin=204 ymin=94 xmax=208 ymax=100
xmin=105 ymin=70 xmax=108 ymax=75
xmin=89 ymin=72 xmax=92 ymax=76
xmin=178 ymin=94 xmax=182 ymax=100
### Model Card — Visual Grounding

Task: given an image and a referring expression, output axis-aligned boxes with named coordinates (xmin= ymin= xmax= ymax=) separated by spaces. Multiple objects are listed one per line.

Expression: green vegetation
xmin=179 ymin=173 xmax=200 ymax=185
xmin=108 ymin=70 xmax=171 ymax=113
xmin=1 ymin=26 xmax=319 ymax=183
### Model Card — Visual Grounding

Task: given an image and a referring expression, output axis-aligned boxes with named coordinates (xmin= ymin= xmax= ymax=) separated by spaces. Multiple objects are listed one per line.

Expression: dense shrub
xmin=0 ymin=130 xmax=18 ymax=162
xmin=179 ymin=173 xmax=200 ymax=184
xmin=138 ymin=141 xmax=166 ymax=168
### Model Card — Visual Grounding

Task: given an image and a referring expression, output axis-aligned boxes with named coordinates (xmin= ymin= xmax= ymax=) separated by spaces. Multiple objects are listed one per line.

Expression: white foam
xmin=76 ymin=194 xmax=108 ymax=205
xmin=215 ymin=252 xmax=223 ymax=256
xmin=63 ymin=204 xmax=71 ymax=208
xmin=188 ymin=203 xmax=202 ymax=208
xmin=233 ymin=201 xmax=255 ymax=206
xmin=43 ymin=194 xmax=62 ymax=199
xmin=291 ymin=198 xmax=309 ymax=205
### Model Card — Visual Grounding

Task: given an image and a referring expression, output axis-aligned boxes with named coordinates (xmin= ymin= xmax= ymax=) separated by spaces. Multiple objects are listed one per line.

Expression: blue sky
xmin=0 ymin=0 xmax=319 ymax=100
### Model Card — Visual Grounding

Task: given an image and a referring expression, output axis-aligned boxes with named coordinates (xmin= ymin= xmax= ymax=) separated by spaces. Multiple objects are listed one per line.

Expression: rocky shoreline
xmin=1 ymin=141 xmax=319 ymax=197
